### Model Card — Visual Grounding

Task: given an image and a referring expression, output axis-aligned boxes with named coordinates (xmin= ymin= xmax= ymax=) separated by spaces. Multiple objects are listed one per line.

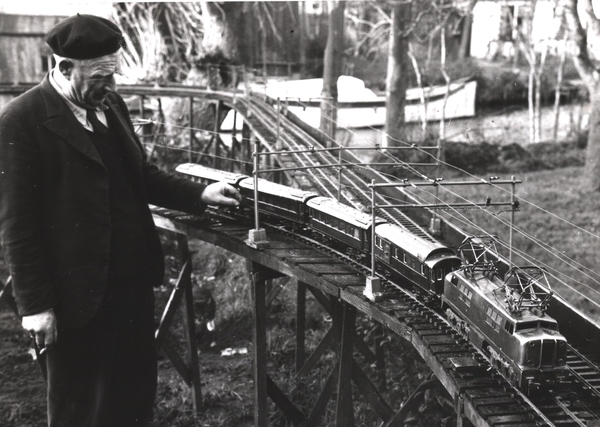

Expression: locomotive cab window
xmin=515 ymin=321 xmax=537 ymax=331
xmin=504 ymin=321 xmax=514 ymax=334
xmin=539 ymin=321 xmax=558 ymax=331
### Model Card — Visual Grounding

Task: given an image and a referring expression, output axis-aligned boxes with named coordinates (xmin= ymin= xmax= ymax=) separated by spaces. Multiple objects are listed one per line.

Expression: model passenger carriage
xmin=237 ymin=177 xmax=318 ymax=224
xmin=374 ymin=224 xmax=462 ymax=294
xmin=442 ymin=268 xmax=568 ymax=392
xmin=306 ymin=196 xmax=385 ymax=252
xmin=176 ymin=163 xmax=248 ymax=186
xmin=175 ymin=165 xmax=569 ymax=395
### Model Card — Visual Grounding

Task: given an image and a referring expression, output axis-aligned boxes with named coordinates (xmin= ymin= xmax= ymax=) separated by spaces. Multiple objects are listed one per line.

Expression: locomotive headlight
xmin=524 ymin=340 xmax=541 ymax=368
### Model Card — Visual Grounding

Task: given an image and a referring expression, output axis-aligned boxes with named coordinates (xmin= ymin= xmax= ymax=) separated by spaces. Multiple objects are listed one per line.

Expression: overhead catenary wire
xmin=132 ymin=85 xmax=599 ymax=301
xmin=397 ymin=184 xmax=600 ymax=307
xmin=369 ymin=161 xmax=600 ymax=288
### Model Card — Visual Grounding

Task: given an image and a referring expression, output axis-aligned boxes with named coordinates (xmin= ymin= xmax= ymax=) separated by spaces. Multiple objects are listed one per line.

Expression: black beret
xmin=45 ymin=14 xmax=124 ymax=60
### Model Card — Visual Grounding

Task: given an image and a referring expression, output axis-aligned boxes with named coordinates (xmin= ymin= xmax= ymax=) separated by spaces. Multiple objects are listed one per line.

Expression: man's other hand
xmin=201 ymin=182 xmax=242 ymax=207
xmin=22 ymin=309 xmax=57 ymax=349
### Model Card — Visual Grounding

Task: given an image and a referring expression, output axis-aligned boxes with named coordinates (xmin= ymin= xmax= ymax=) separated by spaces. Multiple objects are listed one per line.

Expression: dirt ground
xmin=0 ymin=296 xmax=257 ymax=427
xmin=0 ymin=227 xmax=461 ymax=427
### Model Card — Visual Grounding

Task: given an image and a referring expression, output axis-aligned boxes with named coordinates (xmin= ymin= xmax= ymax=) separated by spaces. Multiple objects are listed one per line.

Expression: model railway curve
xmin=2 ymin=82 xmax=600 ymax=426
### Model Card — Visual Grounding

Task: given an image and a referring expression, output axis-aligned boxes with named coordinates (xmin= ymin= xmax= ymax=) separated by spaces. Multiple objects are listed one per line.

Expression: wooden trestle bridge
xmin=1 ymin=82 xmax=600 ymax=427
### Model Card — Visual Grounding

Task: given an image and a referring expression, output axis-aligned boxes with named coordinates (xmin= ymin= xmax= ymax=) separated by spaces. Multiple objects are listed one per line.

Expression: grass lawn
xmin=1 ymin=165 xmax=598 ymax=427
xmin=410 ymin=166 xmax=600 ymax=322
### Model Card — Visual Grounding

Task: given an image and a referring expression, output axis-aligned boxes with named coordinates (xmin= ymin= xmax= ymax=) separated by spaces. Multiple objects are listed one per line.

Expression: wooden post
xmin=154 ymin=231 xmax=203 ymax=413
xmin=335 ymin=301 xmax=356 ymax=427
xmin=189 ymin=97 xmax=194 ymax=163
xmin=248 ymin=261 xmax=269 ymax=427
xmin=177 ymin=234 xmax=203 ymax=412
xmin=231 ymin=110 xmax=238 ymax=172
xmin=375 ymin=325 xmax=387 ymax=392
xmin=296 ymin=281 xmax=306 ymax=373
xmin=213 ymin=100 xmax=221 ymax=169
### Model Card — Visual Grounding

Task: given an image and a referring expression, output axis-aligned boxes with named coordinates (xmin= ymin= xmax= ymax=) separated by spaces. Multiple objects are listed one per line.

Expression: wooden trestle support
xmin=150 ymin=211 xmax=443 ymax=427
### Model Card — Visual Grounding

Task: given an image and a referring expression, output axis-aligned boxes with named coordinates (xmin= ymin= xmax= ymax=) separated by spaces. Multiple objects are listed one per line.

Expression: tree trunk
xmin=586 ymin=87 xmax=600 ymax=190
xmin=458 ymin=0 xmax=478 ymax=59
xmin=299 ymin=1 xmax=307 ymax=78
xmin=561 ymin=0 xmax=600 ymax=191
xmin=553 ymin=40 xmax=567 ymax=141
xmin=320 ymin=0 xmax=345 ymax=147
xmin=165 ymin=1 xmax=244 ymax=165
xmin=385 ymin=1 xmax=412 ymax=149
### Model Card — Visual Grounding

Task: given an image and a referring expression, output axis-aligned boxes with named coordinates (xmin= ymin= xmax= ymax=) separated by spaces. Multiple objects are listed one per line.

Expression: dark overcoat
xmin=0 ymin=76 xmax=205 ymax=327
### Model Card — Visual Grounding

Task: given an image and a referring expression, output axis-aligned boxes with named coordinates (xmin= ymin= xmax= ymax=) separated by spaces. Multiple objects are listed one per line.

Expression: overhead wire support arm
xmin=252 ymin=162 xmax=436 ymax=175
xmin=387 ymin=201 xmax=517 ymax=209
xmin=253 ymin=146 xmax=440 ymax=157
xmin=369 ymin=177 xmax=522 ymax=188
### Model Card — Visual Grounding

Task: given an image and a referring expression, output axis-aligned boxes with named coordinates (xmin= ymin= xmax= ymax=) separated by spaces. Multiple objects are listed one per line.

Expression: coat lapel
xmin=40 ymin=77 xmax=105 ymax=169
xmin=104 ymin=96 xmax=146 ymax=196
xmin=104 ymin=97 xmax=143 ymax=170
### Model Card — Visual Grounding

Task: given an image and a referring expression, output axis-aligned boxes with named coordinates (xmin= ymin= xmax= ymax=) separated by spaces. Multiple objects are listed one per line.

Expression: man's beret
xmin=45 ymin=14 xmax=124 ymax=60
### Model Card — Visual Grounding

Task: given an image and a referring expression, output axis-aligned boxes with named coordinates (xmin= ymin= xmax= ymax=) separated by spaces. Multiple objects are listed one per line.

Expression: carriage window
xmin=437 ymin=269 xmax=443 ymax=280
xmin=420 ymin=265 xmax=424 ymax=275
xmin=354 ymin=228 xmax=360 ymax=239
xmin=485 ymin=308 xmax=502 ymax=332
xmin=458 ymin=284 xmax=472 ymax=307
xmin=403 ymin=253 xmax=407 ymax=263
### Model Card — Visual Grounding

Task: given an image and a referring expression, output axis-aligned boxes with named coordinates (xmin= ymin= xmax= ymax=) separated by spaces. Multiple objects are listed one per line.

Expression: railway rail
xmin=276 ymin=209 xmax=600 ymax=427
xmin=2 ymin=82 xmax=600 ymax=426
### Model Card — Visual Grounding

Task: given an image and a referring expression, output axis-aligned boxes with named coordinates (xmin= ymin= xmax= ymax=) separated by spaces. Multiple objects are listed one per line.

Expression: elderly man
xmin=0 ymin=14 xmax=241 ymax=427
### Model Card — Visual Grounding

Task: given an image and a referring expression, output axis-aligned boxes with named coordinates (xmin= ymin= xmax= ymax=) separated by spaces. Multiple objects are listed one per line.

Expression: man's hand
xmin=22 ymin=309 xmax=57 ymax=350
xmin=201 ymin=182 xmax=242 ymax=207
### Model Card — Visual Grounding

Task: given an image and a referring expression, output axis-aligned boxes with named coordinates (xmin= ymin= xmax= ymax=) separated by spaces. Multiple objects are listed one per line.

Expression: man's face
xmin=63 ymin=54 xmax=118 ymax=108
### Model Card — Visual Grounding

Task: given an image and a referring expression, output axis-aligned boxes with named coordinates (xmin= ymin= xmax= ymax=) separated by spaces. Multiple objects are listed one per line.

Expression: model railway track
xmin=117 ymin=85 xmax=600 ymax=426
xmin=242 ymin=95 xmax=439 ymax=243
xmin=201 ymin=207 xmax=597 ymax=427
xmin=567 ymin=347 xmax=600 ymax=397
xmin=3 ymin=83 xmax=594 ymax=425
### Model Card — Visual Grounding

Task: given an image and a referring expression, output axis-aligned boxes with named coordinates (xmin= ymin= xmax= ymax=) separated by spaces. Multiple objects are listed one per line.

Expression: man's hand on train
xmin=22 ymin=308 xmax=57 ymax=350
xmin=201 ymin=182 xmax=242 ymax=207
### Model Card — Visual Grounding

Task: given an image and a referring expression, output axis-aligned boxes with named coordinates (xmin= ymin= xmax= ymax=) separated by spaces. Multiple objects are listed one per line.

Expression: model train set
xmin=176 ymin=163 xmax=569 ymax=395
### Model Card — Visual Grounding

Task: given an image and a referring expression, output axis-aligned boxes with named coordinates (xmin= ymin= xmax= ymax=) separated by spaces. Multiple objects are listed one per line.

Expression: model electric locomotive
xmin=176 ymin=164 xmax=568 ymax=393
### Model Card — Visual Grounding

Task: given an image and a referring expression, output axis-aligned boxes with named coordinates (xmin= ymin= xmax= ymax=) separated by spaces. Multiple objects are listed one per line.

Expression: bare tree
xmin=458 ymin=0 xmax=478 ymax=59
xmin=320 ymin=0 xmax=346 ymax=147
xmin=386 ymin=1 xmax=412 ymax=147
xmin=561 ymin=0 xmax=600 ymax=191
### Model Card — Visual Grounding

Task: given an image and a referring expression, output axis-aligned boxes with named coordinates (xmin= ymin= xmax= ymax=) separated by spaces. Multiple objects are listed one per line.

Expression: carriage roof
xmin=238 ymin=177 xmax=318 ymax=202
xmin=306 ymin=196 xmax=384 ymax=229
xmin=176 ymin=163 xmax=248 ymax=185
xmin=375 ymin=223 xmax=455 ymax=263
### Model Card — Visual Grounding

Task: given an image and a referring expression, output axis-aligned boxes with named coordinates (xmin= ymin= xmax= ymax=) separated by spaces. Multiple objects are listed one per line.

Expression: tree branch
xmin=561 ymin=0 xmax=597 ymax=87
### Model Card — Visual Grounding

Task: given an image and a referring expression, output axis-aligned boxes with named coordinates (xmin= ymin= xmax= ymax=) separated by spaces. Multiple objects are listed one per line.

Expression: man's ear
xmin=58 ymin=59 xmax=74 ymax=80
